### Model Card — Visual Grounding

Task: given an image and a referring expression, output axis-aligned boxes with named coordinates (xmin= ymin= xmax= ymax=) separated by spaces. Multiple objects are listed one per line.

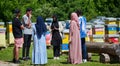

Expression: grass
xmin=0 ymin=44 xmax=120 ymax=66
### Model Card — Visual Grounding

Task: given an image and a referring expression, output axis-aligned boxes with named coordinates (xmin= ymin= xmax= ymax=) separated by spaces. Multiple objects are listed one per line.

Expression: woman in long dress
xmin=51 ymin=14 xmax=62 ymax=59
xmin=32 ymin=16 xmax=47 ymax=65
xmin=68 ymin=12 xmax=82 ymax=64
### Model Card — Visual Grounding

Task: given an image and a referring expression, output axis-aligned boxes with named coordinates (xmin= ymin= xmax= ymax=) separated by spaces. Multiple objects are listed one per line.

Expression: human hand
xmin=29 ymin=14 xmax=32 ymax=19
xmin=69 ymin=39 xmax=71 ymax=44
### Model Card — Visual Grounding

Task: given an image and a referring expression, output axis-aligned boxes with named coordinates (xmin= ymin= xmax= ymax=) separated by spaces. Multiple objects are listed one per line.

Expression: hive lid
xmin=117 ymin=18 xmax=120 ymax=21
xmin=105 ymin=17 xmax=117 ymax=21
xmin=63 ymin=29 xmax=69 ymax=33
xmin=7 ymin=22 xmax=12 ymax=24
xmin=0 ymin=28 xmax=6 ymax=32
xmin=106 ymin=24 xmax=117 ymax=27
xmin=94 ymin=25 xmax=104 ymax=28
xmin=93 ymin=35 xmax=104 ymax=37
xmin=0 ymin=22 xmax=4 ymax=25
xmin=86 ymin=25 xmax=92 ymax=28
xmin=108 ymin=34 xmax=119 ymax=37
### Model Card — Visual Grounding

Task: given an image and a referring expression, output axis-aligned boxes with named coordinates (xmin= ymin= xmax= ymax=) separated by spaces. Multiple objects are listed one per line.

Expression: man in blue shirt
xmin=76 ymin=10 xmax=87 ymax=63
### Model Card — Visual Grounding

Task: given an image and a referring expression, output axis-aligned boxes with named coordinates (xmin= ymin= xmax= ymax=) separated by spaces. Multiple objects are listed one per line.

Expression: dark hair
xmin=76 ymin=9 xmax=82 ymax=16
xmin=52 ymin=14 xmax=58 ymax=22
xmin=14 ymin=9 xmax=20 ymax=14
xmin=26 ymin=8 xmax=32 ymax=12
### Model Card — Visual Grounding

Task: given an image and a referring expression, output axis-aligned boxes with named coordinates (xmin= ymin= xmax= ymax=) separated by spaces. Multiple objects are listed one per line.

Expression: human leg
xmin=56 ymin=46 xmax=60 ymax=59
xmin=26 ymin=35 xmax=32 ymax=59
xmin=81 ymin=38 xmax=87 ymax=62
xmin=53 ymin=46 xmax=57 ymax=59
xmin=22 ymin=34 xmax=28 ymax=59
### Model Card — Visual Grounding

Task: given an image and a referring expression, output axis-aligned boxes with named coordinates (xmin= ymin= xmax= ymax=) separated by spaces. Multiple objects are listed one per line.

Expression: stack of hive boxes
xmin=61 ymin=29 xmax=69 ymax=52
xmin=105 ymin=18 xmax=119 ymax=44
xmin=0 ymin=22 xmax=6 ymax=47
xmin=92 ymin=24 xmax=105 ymax=42
xmin=117 ymin=18 xmax=120 ymax=43
xmin=86 ymin=23 xmax=93 ymax=42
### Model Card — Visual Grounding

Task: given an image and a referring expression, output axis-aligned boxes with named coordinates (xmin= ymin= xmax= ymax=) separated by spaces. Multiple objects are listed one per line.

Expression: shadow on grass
xmin=8 ymin=44 xmax=14 ymax=47
xmin=88 ymin=60 xmax=99 ymax=62
xmin=60 ymin=61 xmax=69 ymax=64
xmin=48 ymin=57 xmax=53 ymax=59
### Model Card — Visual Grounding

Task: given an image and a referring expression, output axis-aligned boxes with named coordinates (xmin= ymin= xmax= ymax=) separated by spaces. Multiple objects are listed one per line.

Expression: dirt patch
xmin=0 ymin=61 xmax=19 ymax=66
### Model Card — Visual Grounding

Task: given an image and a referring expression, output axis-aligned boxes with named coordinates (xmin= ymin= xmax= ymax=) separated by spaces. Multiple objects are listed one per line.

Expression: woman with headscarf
xmin=51 ymin=14 xmax=62 ymax=60
xmin=32 ymin=16 xmax=47 ymax=65
xmin=68 ymin=12 xmax=82 ymax=64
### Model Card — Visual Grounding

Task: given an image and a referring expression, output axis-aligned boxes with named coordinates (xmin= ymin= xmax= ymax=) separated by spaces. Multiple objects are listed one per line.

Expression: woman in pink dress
xmin=68 ymin=12 xmax=82 ymax=64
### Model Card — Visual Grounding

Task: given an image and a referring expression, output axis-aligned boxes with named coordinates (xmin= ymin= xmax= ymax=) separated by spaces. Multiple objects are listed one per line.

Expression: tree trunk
xmin=86 ymin=42 xmax=120 ymax=56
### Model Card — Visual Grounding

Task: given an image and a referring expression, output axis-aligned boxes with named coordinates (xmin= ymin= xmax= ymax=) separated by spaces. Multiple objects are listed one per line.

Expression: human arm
xmin=22 ymin=14 xmax=32 ymax=28
xmin=69 ymin=21 xmax=74 ymax=44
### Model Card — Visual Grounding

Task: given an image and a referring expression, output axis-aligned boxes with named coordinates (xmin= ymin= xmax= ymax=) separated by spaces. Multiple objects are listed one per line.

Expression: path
xmin=0 ymin=61 xmax=19 ymax=66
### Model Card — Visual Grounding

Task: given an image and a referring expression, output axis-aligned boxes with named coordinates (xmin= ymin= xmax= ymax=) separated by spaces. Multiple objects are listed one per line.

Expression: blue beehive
xmin=61 ymin=44 xmax=69 ymax=52
xmin=105 ymin=24 xmax=117 ymax=34
xmin=105 ymin=24 xmax=117 ymax=31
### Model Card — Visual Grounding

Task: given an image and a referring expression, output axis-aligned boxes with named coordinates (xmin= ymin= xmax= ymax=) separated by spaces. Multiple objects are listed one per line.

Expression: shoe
xmin=83 ymin=59 xmax=87 ymax=63
xmin=26 ymin=56 xmax=31 ymax=60
xmin=13 ymin=59 xmax=21 ymax=64
xmin=12 ymin=58 xmax=15 ymax=63
xmin=21 ymin=57 xmax=26 ymax=60
xmin=15 ymin=60 xmax=21 ymax=64
xmin=53 ymin=57 xmax=57 ymax=60
xmin=56 ymin=57 xmax=60 ymax=60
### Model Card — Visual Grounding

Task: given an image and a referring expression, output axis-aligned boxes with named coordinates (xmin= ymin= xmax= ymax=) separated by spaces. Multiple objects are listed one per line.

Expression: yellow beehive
xmin=0 ymin=28 xmax=6 ymax=47
xmin=93 ymin=35 xmax=104 ymax=42
xmin=0 ymin=26 xmax=4 ymax=28
xmin=108 ymin=31 xmax=117 ymax=34
xmin=9 ymin=24 xmax=13 ymax=33
xmin=0 ymin=22 xmax=4 ymax=28
xmin=62 ymin=29 xmax=69 ymax=44
xmin=8 ymin=22 xmax=14 ymax=44
xmin=93 ymin=39 xmax=104 ymax=42
xmin=94 ymin=25 xmax=105 ymax=35
xmin=105 ymin=17 xmax=117 ymax=24
xmin=95 ymin=31 xmax=105 ymax=35
xmin=62 ymin=33 xmax=69 ymax=44
xmin=85 ymin=36 xmax=90 ymax=42
xmin=9 ymin=33 xmax=14 ymax=44
xmin=107 ymin=21 xmax=116 ymax=24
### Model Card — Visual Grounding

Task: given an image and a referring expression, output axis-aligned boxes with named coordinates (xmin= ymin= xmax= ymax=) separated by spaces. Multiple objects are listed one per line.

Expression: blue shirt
xmin=79 ymin=16 xmax=87 ymax=38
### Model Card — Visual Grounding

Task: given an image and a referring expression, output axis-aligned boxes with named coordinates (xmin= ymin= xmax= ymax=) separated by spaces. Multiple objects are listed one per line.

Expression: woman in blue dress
xmin=32 ymin=16 xmax=47 ymax=65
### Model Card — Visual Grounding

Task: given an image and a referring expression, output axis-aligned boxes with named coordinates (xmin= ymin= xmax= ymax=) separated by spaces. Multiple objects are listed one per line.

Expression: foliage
xmin=0 ymin=0 xmax=120 ymax=22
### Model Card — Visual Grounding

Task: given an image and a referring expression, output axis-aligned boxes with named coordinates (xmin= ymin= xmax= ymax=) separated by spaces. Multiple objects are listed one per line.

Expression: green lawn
xmin=0 ymin=45 xmax=120 ymax=66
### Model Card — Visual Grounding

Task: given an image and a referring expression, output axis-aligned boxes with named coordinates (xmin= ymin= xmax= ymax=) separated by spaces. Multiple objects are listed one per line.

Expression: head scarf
xmin=70 ymin=12 xmax=79 ymax=28
xmin=35 ymin=16 xmax=47 ymax=39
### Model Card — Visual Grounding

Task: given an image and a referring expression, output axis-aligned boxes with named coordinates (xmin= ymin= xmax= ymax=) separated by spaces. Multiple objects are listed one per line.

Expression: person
xmin=51 ymin=14 xmax=62 ymax=60
xmin=22 ymin=8 xmax=32 ymax=60
xmin=12 ymin=9 xmax=24 ymax=63
xmin=32 ymin=16 xmax=47 ymax=65
xmin=68 ymin=12 xmax=82 ymax=64
xmin=76 ymin=10 xmax=87 ymax=63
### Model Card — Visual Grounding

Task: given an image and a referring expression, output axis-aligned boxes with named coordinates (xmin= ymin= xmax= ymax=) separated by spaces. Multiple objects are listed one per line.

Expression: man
xmin=76 ymin=10 xmax=87 ymax=63
xmin=22 ymin=8 xmax=32 ymax=60
xmin=12 ymin=9 xmax=24 ymax=63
